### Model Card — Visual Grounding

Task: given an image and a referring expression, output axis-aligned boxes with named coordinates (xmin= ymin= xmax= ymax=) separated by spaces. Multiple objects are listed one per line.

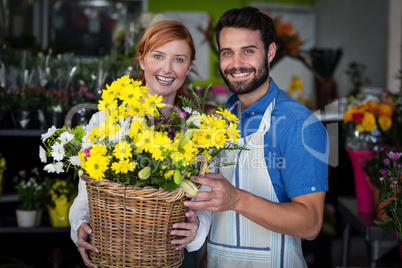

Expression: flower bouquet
xmin=40 ymin=75 xmax=243 ymax=267
xmin=343 ymin=96 xmax=395 ymax=213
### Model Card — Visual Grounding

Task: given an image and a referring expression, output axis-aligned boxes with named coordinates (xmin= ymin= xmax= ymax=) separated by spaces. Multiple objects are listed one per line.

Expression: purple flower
xmin=379 ymin=169 xmax=388 ymax=176
xmin=384 ymin=158 xmax=390 ymax=165
xmin=162 ymin=118 xmax=168 ymax=125
xmin=379 ymin=177 xmax=384 ymax=181
xmin=177 ymin=110 xmax=190 ymax=119
xmin=387 ymin=151 xmax=402 ymax=160
xmin=393 ymin=180 xmax=398 ymax=184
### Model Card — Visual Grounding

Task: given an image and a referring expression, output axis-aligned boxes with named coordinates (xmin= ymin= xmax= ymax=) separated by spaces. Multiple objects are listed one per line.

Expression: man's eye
xmin=222 ymin=51 xmax=232 ymax=56
xmin=245 ymin=50 xmax=254 ymax=54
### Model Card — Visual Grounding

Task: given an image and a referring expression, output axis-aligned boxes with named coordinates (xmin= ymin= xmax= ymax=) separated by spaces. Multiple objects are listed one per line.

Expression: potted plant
xmin=13 ymin=169 xmax=47 ymax=227
xmin=7 ymin=86 xmax=42 ymax=129
xmin=41 ymin=87 xmax=69 ymax=128
xmin=45 ymin=176 xmax=77 ymax=227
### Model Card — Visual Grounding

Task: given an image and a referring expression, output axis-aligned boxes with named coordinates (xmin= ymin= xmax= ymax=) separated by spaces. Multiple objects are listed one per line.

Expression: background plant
xmin=374 ymin=151 xmax=402 ymax=242
xmin=13 ymin=168 xmax=47 ymax=210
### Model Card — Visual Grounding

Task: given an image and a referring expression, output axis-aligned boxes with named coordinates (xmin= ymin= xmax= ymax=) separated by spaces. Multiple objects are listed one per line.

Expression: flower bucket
xmin=81 ymin=174 xmax=189 ymax=268
xmin=48 ymin=196 xmax=74 ymax=227
xmin=346 ymin=148 xmax=375 ymax=213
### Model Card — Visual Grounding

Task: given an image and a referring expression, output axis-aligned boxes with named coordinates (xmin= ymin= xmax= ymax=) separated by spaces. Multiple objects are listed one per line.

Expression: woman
xmin=69 ymin=20 xmax=203 ymax=268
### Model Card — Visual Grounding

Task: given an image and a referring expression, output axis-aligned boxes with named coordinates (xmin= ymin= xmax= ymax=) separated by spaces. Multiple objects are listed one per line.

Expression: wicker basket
xmin=81 ymin=174 xmax=190 ymax=267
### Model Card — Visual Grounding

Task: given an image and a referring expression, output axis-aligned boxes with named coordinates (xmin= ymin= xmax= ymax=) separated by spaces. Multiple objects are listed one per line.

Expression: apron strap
xmin=258 ymin=99 xmax=275 ymax=132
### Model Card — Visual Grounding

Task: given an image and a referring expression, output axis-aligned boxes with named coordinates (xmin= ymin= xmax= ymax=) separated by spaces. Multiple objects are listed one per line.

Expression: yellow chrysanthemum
xmin=163 ymin=169 xmax=175 ymax=180
xmin=113 ymin=141 xmax=132 ymax=160
xmin=111 ymin=159 xmax=136 ymax=174
xmin=85 ymin=152 xmax=111 ymax=180
xmin=379 ymin=104 xmax=393 ymax=117
xmin=216 ymin=108 xmax=239 ymax=123
xmin=143 ymin=93 xmax=166 ymax=116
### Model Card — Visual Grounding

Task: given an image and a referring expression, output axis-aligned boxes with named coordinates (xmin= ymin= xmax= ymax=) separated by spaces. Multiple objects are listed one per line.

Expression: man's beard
xmin=219 ymin=57 xmax=269 ymax=95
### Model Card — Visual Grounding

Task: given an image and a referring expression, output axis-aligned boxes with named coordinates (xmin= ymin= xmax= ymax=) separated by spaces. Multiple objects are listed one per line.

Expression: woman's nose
xmin=161 ymin=60 xmax=173 ymax=74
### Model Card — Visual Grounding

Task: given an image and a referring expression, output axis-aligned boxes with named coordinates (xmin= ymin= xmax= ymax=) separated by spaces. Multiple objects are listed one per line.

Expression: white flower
xmin=41 ymin=126 xmax=58 ymax=141
xmin=44 ymin=162 xmax=65 ymax=174
xmin=51 ymin=142 xmax=65 ymax=161
xmin=59 ymin=131 xmax=75 ymax=145
xmin=183 ymin=107 xmax=199 ymax=116
xmin=69 ymin=156 xmax=81 ymax=166
xmin=39 ymin=146 xmax=47 ymax=163
xmin=81 ymin=134 xmax=93 ymax=150
xmin=187 ymin=115 xmax=201 ymax=127
xmin=78 ymin=169 xmax=84 ymax=177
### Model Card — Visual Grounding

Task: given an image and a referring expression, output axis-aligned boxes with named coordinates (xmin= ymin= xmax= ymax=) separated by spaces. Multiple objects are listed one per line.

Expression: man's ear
xmin=268 ymin=42 xmax=276 ymax=63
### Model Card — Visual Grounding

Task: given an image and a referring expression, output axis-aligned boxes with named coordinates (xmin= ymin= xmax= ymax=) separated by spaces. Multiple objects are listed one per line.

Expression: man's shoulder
xmin=273 ymin=89 xmax=315 ymax=122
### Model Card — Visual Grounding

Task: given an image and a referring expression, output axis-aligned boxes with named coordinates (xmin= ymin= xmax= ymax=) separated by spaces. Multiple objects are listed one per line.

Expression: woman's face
xmin=140 ymin=40 xmax=193 ymax=105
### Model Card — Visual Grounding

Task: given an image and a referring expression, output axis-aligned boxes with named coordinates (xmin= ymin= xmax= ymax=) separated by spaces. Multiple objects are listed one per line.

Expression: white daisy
xmin=59 ymin=131 xmax=75 ymax=145
xmin=69 ymin=155 xmax=81 ymax=166
xmin=41 ymin=126 xmax=58 ymax=141
xmin=44 ymin=162 xmax=65 ymax=174
xmin=39 ymin=146 xmax=47 ymax=163
xmin=50 ymin=142 xmax=65 ymax=161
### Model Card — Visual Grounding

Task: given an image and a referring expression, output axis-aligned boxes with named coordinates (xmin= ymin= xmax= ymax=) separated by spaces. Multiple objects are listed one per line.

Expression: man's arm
xmin=184 ymin=173 xmax=325 ymax=240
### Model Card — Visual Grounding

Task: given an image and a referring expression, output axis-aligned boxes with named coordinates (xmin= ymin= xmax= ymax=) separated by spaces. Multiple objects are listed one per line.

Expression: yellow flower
xmin=162 ymin=169 xmax=175 ymax=180
xmin=113 ymin=141 xmax=132 ymax=160
xmin=111 ymin=159 xmax=136 ymax=174
xmin=361 ymin=112 xmax=377 ymax=132
xmin=216 ymin=108 xmax=239 ymax=123
xmin=379 ymin=104 xmax=393 ymax=117
xmin=143 ymin=93 xmax=166 ymax=116
xmin=85 ymin=152 xmax=111 ymax=180
xmin=119 ymin=84 xmax=143 ymax=107
xmin=378 ymin=115 xmax=392 ymax=131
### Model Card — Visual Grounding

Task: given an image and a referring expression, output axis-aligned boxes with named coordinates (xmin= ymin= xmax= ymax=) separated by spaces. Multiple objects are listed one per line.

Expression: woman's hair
xmin=132 ymin=20 xmax=196 ymax=104
xmin=214 ymin=7 xmax=275 ymax=56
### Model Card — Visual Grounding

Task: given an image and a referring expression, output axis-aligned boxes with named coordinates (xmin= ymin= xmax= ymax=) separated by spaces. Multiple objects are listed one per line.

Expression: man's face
xmin=218 ymin=27 xmax=269 ymax=95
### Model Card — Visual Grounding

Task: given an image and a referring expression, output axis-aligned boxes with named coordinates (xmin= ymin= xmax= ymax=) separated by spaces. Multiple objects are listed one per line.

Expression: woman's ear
xmin=267 ymin=42 xmax=276 ymax=63
xmin=139 ymin=60 xmax=145 ymax=70
xmin=186 ymin=61 xmax=193 ymax=76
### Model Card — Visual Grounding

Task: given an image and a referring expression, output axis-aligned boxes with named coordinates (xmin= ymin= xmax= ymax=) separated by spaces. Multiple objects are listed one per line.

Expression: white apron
xmin=207 ymin=99 xmax=307 ymax=268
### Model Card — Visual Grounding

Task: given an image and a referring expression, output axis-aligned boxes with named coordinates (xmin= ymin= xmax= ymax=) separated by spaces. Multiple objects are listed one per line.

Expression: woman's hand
xmin=77 ymin=222 xmax=99 ymax=268
xmin=170 ymin=210 xmax=199 ymax=250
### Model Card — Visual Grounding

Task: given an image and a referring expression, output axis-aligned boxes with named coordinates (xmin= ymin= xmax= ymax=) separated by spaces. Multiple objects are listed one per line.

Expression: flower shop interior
xmin=0 ymin=0 xmax=401 ymax=267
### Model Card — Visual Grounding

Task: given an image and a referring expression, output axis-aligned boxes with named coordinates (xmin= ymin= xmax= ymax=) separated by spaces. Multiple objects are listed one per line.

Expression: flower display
xmin=343 ymin=95 xmax=396 ymax=150
xmin=374 ymin=151 xmax=402 ymax=242
xmin=13 ymin=168 xmax=47 ymax=211
xmin=40 ymin=75 xmax=243 ymax=193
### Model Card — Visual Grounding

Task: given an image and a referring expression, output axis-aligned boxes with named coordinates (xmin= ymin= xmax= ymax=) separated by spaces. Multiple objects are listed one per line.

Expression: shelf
xmin=0 ymin=216 xmax=70 ymax=234
xmin=0 ymin=129 xmax=46 ymax=137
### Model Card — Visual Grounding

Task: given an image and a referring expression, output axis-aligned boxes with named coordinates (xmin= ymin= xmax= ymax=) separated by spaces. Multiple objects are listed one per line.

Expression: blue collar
xmin=225 ymin=78 xmax=279 ymax=118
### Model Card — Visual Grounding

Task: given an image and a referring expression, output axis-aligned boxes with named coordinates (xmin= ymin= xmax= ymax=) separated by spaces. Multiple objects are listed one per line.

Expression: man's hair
xmin=214 ymin=7 xmax=275 ymax=54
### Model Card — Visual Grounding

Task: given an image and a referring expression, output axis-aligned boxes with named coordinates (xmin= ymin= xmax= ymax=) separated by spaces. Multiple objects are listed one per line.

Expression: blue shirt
xmin=226 ymin=79 xmax=329 ymax=202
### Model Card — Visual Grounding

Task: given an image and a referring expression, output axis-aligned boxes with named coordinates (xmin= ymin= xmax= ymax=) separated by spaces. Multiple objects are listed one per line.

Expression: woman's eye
xmin=174 ymin=58 xmax=184 ymax=63
xmin=154 ymin=55 xmax=163 ymax=59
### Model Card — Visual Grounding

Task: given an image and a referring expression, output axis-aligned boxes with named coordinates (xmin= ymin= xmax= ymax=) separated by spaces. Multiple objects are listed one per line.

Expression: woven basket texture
xmin=82 ymin=175 xmax=189 ymax=268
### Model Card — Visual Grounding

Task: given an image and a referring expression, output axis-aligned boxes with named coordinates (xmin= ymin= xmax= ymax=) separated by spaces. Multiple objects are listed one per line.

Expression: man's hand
xmin=77 ymin=222 xmax=99 ymax=268
xmin=184 ymin=173 xmax=241 ymax=212
xmin=170 ymin=210 xmax=199 ymax=250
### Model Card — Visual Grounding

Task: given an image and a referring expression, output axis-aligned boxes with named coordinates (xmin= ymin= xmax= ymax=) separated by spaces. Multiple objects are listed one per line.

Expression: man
xmin=185 ymin=7 xmax=329 ymax=267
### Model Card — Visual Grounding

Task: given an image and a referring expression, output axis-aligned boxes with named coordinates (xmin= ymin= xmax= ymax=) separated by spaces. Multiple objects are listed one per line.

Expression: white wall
xmin=314 ymin=0 xmax=390 ymax=97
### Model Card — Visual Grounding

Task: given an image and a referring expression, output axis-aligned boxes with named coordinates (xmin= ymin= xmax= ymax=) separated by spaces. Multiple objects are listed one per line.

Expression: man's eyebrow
xmin=220 ymin=45 xmax=258 ymax=53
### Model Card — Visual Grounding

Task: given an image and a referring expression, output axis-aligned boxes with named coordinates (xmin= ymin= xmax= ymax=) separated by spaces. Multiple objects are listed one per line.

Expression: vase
xmin=48 ymin=196 xmax=74 ymax=227
xmin=16 ymin=209 xmax=37 ymax=228
xmin=314 ymin=77 xmax=339 ymax=110
xmin=11 ymin=109 xmax=38 ymax=129
xmin=346 ymin=148 xmax=375 ymax=213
